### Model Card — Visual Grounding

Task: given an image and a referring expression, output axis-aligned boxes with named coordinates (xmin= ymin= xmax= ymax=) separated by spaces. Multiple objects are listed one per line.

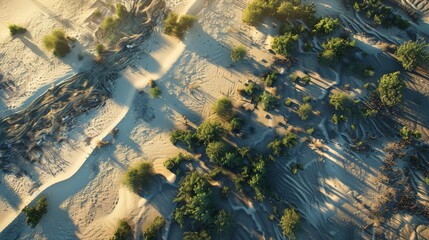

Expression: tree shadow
xmin=28 ymin=0 xmax=75 ymax=29
xmin=17 ymin=36 xmax=48 ymax=60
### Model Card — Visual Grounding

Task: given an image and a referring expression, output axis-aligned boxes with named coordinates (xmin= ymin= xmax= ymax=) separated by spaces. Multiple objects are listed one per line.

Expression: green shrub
xmin=43 ymin=29 xmax=70 ymax=57
xmin=244 ymin=81 xmax=259 ymax=96
xmin=298 ymin=103 xmax=312 ymax=121
xmin=396 ymin=40 xmax=428 ymax=71
xmin=214 ymin=210 xmax=231 ymax=234
xmin=319 ymin=37 xmax=356 ymax=64
xmin=206 ymin=141 xmax=229 ymax=164
xmin=260 ymin=91 xmax=277 ymax=111
xmin=231 ymin=45 xmax=247 ymax=62
xmin=267 ymin=138 xmax=283 ymax=156
xmin=280 ymin=208 xmax=300 ymax=239
xmin=306 ymin=128 xmax=314 ymax=135
xmin=149 ymin=86 xmax=162 ymax=98
xmin=164 ymin=13 xmax=196 ymax=39
xmin=271 ymin=32 xmax=299 ymax=57
xmin=96 ymin=43 xmax=105 ymax=55
xmin=399 ymin=126 xmax=422 ymax=140
xmin=93 ymin=9 xmax=102 ymax=18
xmin=100 ymin=16 xmax=120 ymax=34
xmin=8 ymin=24 xmax=26 ymax=36
xmin=123 ymin=162 xmax=154 ymax=193
xmin=183 ymin=230 xmax=211 ymax=240
xmin=197 ymin=121 xmax=224 ymax=144
xmin=115 ymin=3 xmax=127 ymax=19
xmin=111 ymin=220 xmax=132 ymax=240
xmin=312 ymin=17 xmax=339 ymax=35
xmin=329 ymin=92 xmax=352 ymax=111
xmin=301 ymin=75 xmax=311 ymax=85
xmin=213 ymin=98 xmax=233 ymax=120
xmin=230 ymin=117 xmax=243 ymax=132
xmin=284 ymin=98 xmax=293 ymax=106
xmin=143 ymin=216 xmax=165 ymax=240
xmin=263 ymin=71 xmax=278 ymax=87
xmin=332 ymin=114 xmax=339 ymax=124
xmin=22 ymin=195 xmax=48 ymax=228
xmin=242 ymin=1 xmax=266 ymax=25
xmin=302 ymin=95 xmax=311 ymax=103
xmin=290 ymin=74 xmax=300 ymax=82
xmin=170 ymin=129 xmax=198 ymax=149
xmin=268 ymin=132 xmax=298 ymax=156
xmin=363 ymin=67 xmax=375 ymax=77
xmin=164 ymin=153 xmax=192 ymax=171
xmin=377 ymin=71 xmax=404 ymax=107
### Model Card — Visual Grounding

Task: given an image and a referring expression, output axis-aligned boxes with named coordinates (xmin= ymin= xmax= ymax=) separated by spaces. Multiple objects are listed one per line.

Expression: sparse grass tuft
xmin=231 ymin=45 xmax=247 ymax=62
xmin=163 ymin=13 xmax=196 ymax=39
xmin=43 ymin=29 xmax=70 ymax=57
xmin=8 ymin=24 xmax=27 ymax=36
xmin=123 ymin=162 xmax=154 ymax=193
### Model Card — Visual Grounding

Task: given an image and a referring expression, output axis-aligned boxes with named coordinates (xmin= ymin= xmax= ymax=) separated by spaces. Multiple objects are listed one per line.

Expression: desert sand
xmin=0 ymin=0 xmax=429 ymax=239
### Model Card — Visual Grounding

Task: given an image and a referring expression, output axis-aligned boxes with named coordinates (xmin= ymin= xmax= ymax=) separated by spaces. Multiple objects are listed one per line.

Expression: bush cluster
xmin=143 ymin=216 xmax=165 ymax=240
xmin=111 ymin=220 xmax=132 ymax=240
xmin=43 ymin=29 xmax=70 ymax=57
xmin=267 ymin=132 xmax=298 ymax=156
xmin=164 ymin=13 xmax=197 ymax=39
xmin=280 ymin=208 xmax=300 ymax=238
xmin=396 ymin=40 xmax=429 ymax=71
xmin=22 ymin=195 xmax=48 ymax=228
xmin=377 ymin=71 xmax=404 ymax=107
xmin=123 ymin=162 xmax=154 ymax=193
xmin=319 ymin=37 xmax=356 ymax=64
xmin=231 ymin=46 xmax=247 ymax=62
xmin=8 ymin=24 xmax=27 ymax=36
xmin=353 ymin=0 xmax=410 ymax=29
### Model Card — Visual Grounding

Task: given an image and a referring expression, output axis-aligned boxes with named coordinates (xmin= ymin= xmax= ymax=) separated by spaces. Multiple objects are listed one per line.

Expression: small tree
xmin=280 ymin=208 xmax=300 ymax=239
xmin=115 ymin=3 xmax=127 ymax=19
xmin=43 ymin=29 xmax=70 ymax=57
xmin=396 ymin=40 xmax=429 ymax=71
xmin=319 ymin=37 xmax=355 ymax=63
xmin=271 ymin=32 xmax=299 ymax=57
xmin=95 ymin=43 xmax=105 ymax=55
xmin=214 ymin=210 xmax=231 ymax=235
xmin=196 ymin=121 xmax=224 ymax=144
xmin=123 ymin=162 xmax=154 ymax=193
xmin=22 ymin=195 xmax=48 ymax=228
xmin=312 ymin=17 xmax=340 ymax=35
xmin=298 ymin=103 xmax=312 ymax=121
xmin=8 ymin=24 xmax=27 ymax=36
xmin=111 ymin=220 xmax=132 ymax=240
xmin=163 ymin=13 xmax=196 ymax=39
xmin=212 ymin=98 xmax=233 ymax=119
xmin=377 ymin=71 xmax=404 ymax=107
xmin=260 ymin=91 xmax=278 ymax=111
xmin=183 ymin=230 xmax=211 ymax=240
xmin=143 ymin=216 xmax=165 ymax=240
xmin=329 ymin=92 xmax=352 ymax=111
xmin=206 ymin=141 xmax=229 ymax=164
xmin=231 ymin=45 xmax=247 ymax=62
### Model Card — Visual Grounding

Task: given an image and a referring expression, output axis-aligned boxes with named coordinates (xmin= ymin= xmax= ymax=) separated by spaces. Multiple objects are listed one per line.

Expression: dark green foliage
xmin=377 ymin=71 xmax=404 ymax=107
xmin=283 ymin=132 xmax=298 ymax=148
xmin=163 ymin=13 xmax=196 ymax=39
xmin=212 ymin=98 xmax=233 ymax=120
xmin=206 ymin=141 xmax=229 ymax=164
xmin=301 ymin=75 xmax=311 ymax=85
xmin=260 ymin=91 xmax=278 ymax=111
xmin=111 ymin=220 xmax=132 ymax=240
xmin=329 ymin=92 xmax=353 ymax=111
xmin=95 ymin=43 xmax=105 ymax=55
xmin=280 ymin=208 xmax=300 ymax=239
xmin=244 ymin=81 xmax=259 ymax=96
xmin=8 ymin=24 xmax=27 ymax=36
xmin=143 ymin=216 xmax=165 ymax=240
xmin=271 ymin=32 xmax=299 ymax=57
xmin=170 ymin=129 xmax=198 ymax=149
xmin=332 ymin=114 xmax=339 ymax=124
xmin=174 ymin=172 xmax=213 ymax=226
xmin=267 ymin=138 xmax=283 ymax=156
xmin=263 ymin=71 xmax=278 ymax=87
xmin=267 ymin=132 xmax=298 ymax=156
xmin=291 ymin=163 xmax=304 ymax=174
xmin=353 ymin=0 xmax=410 ymax=29
xmin=302 ymin=95 xmax=311 ymax=103
xmin=123 ymin=162 xmax=154 ymax=193
xmin=319 ymin=37 xmax=355 ymax=64
xmin=43 ymin=29 xmax=70 ymax=57
xmin=284 ymin=98 xmax=293 ymax=106
xmin=213 ymin=210 xmax=231 ymax=235
xmin=100 ymin=16 xmax=121 ymax=34
xmin=312 ymin=17 xmax=340 ymax=35
xmin=363 ymin=67 xmax=375 ymax=77
xmin=298 ymin=103 xmax=312 ymax=121
xmin=196 ymin=121 xmax=224 ymax=144
xmin=231 ymin=46 xmax=247 ymax=62
xmin=230 ymin=117 xmax=244 ymax=133
xmin=164 ymin=153 xmax=192 ymax=171
xmin=399 ymin=126 xmax=421 ymax=140
xmin=290 ymin=74 xmax=300 ymax=82
xmin=396 ymin=40 xmax=429 ymax=71
xmin=149 ymin=86 xmax=162 ymax=98
xmin=22 ymin=195 xmax=48 ymax=228
xmin=183 ymin=230 xmax=211 ymax=240
xmin=248 ymin=155 xmax=267 ymax=201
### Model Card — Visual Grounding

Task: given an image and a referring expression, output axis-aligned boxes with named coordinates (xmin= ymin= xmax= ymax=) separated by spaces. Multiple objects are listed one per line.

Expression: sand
xmin=0 ymin=0 xmax=429 ymax=239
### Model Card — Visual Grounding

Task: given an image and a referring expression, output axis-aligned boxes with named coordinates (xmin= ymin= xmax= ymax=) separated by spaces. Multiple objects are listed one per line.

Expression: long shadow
xmin=29 ymin=0 xmax=75 ymax=29
xmin=0 ymin=174 xmax=22 ymax=210
xmin=18 ymin=36 xmax=48 ymax=60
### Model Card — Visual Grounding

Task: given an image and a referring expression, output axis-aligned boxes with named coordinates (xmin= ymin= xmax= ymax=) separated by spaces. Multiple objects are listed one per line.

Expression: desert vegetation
xmin=8 ymin=24 xmax=26 ymax=36
xmin=123 ymin=162 xmax=154 ymax=193
xmin=377 ymin=71 xmax=404 ymax=107
xmin=22 ymin=195 xmax=48 ymax=228
xmin=111 ymin=220 xmax=132 ymax=240
xmin=280 ymin=208 xmax=300 ymax=239
xmin=143 ymin=216 xmax=165 ymax=240
xmin=42 ymin=29 xmax=71 ymax=57
xmin=396 ymin=40 xmax=429 ymax=71
xmin=231 ymin=45 xmax=247 ymax=62
xmin=163 ymin=13 xmax=196 ymax=39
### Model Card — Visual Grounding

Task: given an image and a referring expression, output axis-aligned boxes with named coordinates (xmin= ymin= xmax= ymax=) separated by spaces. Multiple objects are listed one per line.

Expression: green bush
xmin=290 ymin=74 xmax=300 ymax=82
xmin=271 ymin=32 xmax=299 ymax=57
xmin=260 ymin=91 xmax=277 ymax=111
xmin=267 ymin=138 xmax=283 ymax=156
xmin=230 ymin=117 xmax=244 ymax=133
xmin=399 ymin=126 xmax=422 ymax=140
xmin=22 ymin=195 xmax=48 ymax=228
xmin=174 ymin=172 xmax=213 ymax=226
xmin=197 ymin=121 xmax=224 ymax=144
xmin=363 ymin=67 xmax=375 ymax=77
xmin=143 ymin=216 xmax=165 ymax=240
xmin=164 ymin=153 xmax=192 ymax=171
xmin=111 ymin=220 xmax=132 ymax=240
xmin=242 ymin=1 xmax=266 ymax=25
xmin=298 ymin=103 xmax=312 ymax=121
xmin=115 ymin=3 xmax=127 ymax=19
xmin=332 ymin=114 xmax=339 ymax=124
xmin=206 ymin=141 xmax=229 ymax=164
xmin=284 ymin=98 xmax=293 ymax=106
xmin=280 ymin=208 xmax=300 ymax=239
xmin=100 ymin=16 xmax=120 ymax=34
xmin=231 ymin=45 xmax=247 ymax=62
xmin=283 ymin=132 xmax=298 ymax=148
xmin=164 ymin=13 xmax=196 ymax=39
xmin=319 ymin=37 xmax=355 ymax=64
xmin=43 ymin=29 xmax=70 ymax=57
xmin=377 ymin=71 xmax=404 ymax=107
xmin=213 ymin=98 xmax=233 ymax=120
xmin=329 ymin=92 xmax=352 ymax=111
xmin=302 ymin=95 xmax=311 ymax=103
xmin=93 ymin=9 xmax=102 ymax=18
xmin=123 ymin=162 xmax=154 ymax=193
xmin=301 ymin=75 xmax=311 ymax=85
xmin=312 ymin=17 xmax=339 ymax=35
xmin=170 ymin=130 xmax=197 ymax=149
xmin=214 ymin=210 xmax=231 ymax=234
xmin=306 ymin=128 xmax=314 ymax=135
xmin=267 ymin=132 xmax=298 ymax=156
xmin=263 ymin=71 xmax=278 ymax=87
xmin=149 ymin=86 xmax=162 ymax=98
xmin=95 ymin=43 xmax=105 ymax=55
xmin=183 ymin=230 xmax=211 ymax=240
xmin=244 ymin=81 xmax=259 ymax=96
xmin=396 ymin=40 xmax=428 ymax=71
xmin=8 ymin=24 xmax=27 ymax=36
